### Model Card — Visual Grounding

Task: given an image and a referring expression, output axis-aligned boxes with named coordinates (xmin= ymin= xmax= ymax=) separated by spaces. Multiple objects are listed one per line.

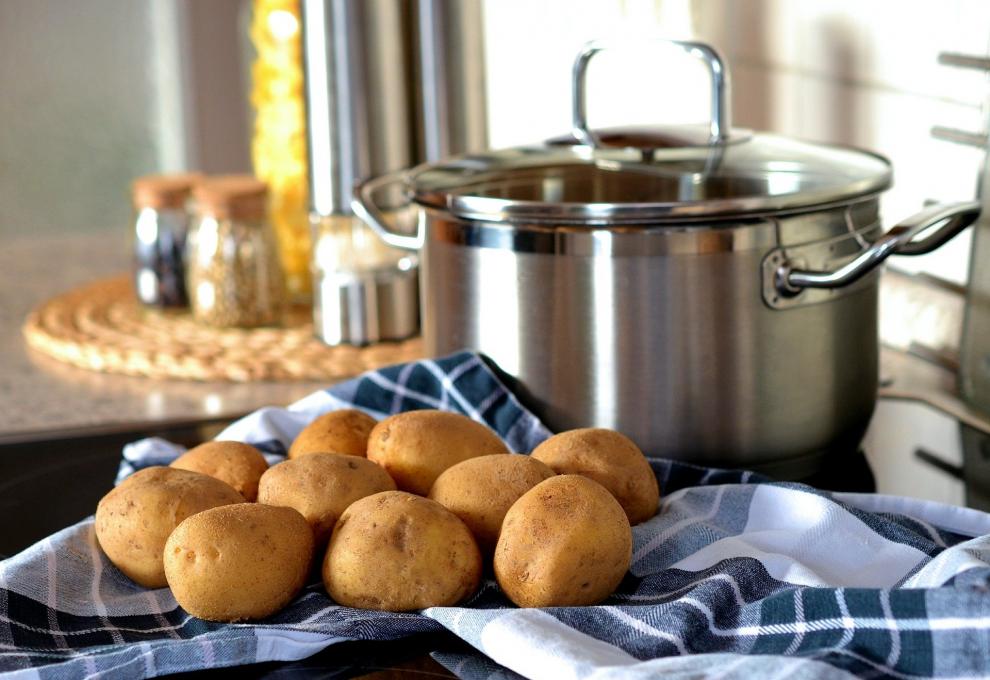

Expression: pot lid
xmin=406 ymin=40 xmax=892 ymax=225
xmin=408 ymin=130 xmax=892 ymax=225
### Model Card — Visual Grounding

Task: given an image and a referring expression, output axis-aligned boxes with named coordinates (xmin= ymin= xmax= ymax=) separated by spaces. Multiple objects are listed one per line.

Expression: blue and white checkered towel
xmin=3 ymin=351 xmax=990 ymax=679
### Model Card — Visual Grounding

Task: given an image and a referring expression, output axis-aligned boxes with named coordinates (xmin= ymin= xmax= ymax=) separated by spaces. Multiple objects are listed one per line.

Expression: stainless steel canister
xmin=354 ymin=40 xmax=980 ymax=478
xmin=301 ymin=0 xmax=486 ymax=345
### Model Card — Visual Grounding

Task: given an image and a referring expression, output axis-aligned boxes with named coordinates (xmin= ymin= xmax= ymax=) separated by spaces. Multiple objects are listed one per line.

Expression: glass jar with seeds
xmin=186 ymin=176 xmax=285 ymax=327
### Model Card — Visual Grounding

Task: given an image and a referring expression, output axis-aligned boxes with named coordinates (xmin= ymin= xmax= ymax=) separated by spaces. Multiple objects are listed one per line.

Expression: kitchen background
xmin=2 ymin=0 xmax=990 ymax=547
xmin=4 ymin=0 xmax=987 ymax=283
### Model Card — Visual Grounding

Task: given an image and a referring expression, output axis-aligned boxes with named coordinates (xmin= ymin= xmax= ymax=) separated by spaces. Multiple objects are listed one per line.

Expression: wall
xmin=0 ymin=1 xmax=160 ymax=239
xmin=0 ymin=0 xmax=252 ymax=241
xmin=3 ymin=0 xmax=987 ymax=277
xmin=483 ymin=0 xmax=990 ymax=285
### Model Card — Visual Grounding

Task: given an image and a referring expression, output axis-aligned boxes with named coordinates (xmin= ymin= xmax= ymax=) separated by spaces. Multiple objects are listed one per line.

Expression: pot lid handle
xmin=571 ymin=39 xmax=732 ymax=148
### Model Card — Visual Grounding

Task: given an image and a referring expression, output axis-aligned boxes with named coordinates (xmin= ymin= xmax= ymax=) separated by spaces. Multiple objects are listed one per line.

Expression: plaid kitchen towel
xmin=3 ymin=351 xmax=990 ymax=680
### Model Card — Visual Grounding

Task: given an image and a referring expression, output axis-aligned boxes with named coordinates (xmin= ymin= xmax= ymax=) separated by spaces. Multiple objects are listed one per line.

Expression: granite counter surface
xmin=0 ymin=233 xmax=329 ymax=444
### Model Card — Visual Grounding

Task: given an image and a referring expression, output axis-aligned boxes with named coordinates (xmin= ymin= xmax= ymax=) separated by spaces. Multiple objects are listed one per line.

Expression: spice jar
xmin=132 ymin=174 xmax=200 ymax=307
xmin=186 ymin=176 xmax=285 ymax=327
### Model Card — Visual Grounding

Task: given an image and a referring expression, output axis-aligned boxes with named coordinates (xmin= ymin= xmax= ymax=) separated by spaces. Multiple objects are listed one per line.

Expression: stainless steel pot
xmin=353 ymin=40 xmax=980 ymax=477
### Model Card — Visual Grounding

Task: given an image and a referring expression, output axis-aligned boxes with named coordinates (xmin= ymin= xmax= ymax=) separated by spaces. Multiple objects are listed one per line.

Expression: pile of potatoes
xmin=94 ymin=409 xmax=660 ymax=621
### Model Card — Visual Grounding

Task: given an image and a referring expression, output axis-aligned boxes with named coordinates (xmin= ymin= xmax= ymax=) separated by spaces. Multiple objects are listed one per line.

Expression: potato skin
xmin=367 ymin=410 xmax=509 ymax=495
xmin=494 ymin=475 xmax=632 ymax=608
xmin=530 ymin=428 xmax=659 ymax=525
xmin=288 ymin=409 xmax=377 ymax=459
xmin=170 ymin=441 xmax=269 ymax=502
xmin=323 ymin=491 xmax=482 ymax=611
xmin=164 ymin=503 xmax=314 ymax=622
xmin=94 ymin=467 xmax=244 ymax=588
xmin=257 ymin=453 xmax=396 ymax=547
xmin=428 ymin=454 xmax=555 ymax=555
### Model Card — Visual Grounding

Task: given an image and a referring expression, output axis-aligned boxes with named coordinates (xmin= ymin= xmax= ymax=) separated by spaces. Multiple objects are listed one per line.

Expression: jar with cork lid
xmin=131 ymin=173 xmax=201 ymax=308
xmin=185 ymin=176 xmax=286 ymax=327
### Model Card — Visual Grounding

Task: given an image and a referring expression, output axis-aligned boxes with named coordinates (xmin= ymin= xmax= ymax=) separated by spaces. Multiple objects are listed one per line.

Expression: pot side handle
xmin=775 ymin=200 xmax=981 ymax=296
xmin=351 ymin=172 xmax=423 ymax=251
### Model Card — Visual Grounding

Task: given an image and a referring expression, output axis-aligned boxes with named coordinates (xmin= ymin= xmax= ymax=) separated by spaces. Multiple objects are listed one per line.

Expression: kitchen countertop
xmin=4 ymin=232 xmax=990 ymax=446
xmin=0 ymin=233 xmax=329 ymax=445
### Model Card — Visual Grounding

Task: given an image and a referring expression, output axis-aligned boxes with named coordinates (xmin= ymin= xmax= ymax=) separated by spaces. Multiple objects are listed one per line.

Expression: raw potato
xmin=323 ymin=491 xmax=482 ymax=611
xmin=367 ymin=410 xmax=509 ymax=495
xmin=170 ymin=440 xmax=269 ymax=501
xmin=164 ymin=503 xmax=314 ymax=622
xmin=288 ymin=409 xmax=377 ymax=459
xmin=94 ymin=467 xmax=244 ymax=588
xmin=429 ymin=454 xmax=555 ymax=555
xmin=257 ymin=453 xmax=396 ymax=547
xmin=494 ymin=475 xmax=632 ymax=608
xmin=531 ymin=428 xmax=659 ymax=525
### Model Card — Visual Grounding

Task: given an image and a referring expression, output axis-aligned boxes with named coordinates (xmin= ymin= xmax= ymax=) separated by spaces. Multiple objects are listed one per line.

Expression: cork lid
xmin=194 ymin=175 xmax=269 ymax=221
xmin=132 ymin=173 xmax=202 ymax=210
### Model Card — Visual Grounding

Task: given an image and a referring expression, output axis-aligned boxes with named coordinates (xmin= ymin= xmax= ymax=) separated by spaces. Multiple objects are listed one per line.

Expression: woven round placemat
xmin=23 ymin=275 xmax=423 ymax=382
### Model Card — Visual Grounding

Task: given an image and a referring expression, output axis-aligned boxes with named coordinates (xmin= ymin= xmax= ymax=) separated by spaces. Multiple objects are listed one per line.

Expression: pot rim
xmin=412 ymin=187 xmax=889 ymax=229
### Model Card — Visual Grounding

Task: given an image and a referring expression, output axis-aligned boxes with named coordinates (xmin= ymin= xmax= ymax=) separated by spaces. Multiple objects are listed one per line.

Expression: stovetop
xmin=862 ymin=396 xmax=990 ymax=511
